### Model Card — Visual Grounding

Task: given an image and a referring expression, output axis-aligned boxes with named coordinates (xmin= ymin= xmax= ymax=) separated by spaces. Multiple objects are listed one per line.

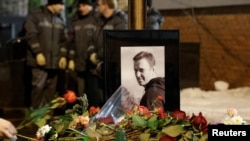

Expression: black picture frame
xmin=103 ymin=30 xmax=180 ymax=112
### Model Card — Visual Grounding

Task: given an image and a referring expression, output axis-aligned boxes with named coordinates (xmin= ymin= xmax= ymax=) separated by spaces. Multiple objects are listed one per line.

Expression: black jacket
xmin=94 ymin=10 xmax=128 ymax=60
xmin=24 ymin=6 xmax=67 ymax=69
xmin=69 ymin=10 xmax=98 ymax=72
xmin=140 ymin=77 xmax=165 ymax=111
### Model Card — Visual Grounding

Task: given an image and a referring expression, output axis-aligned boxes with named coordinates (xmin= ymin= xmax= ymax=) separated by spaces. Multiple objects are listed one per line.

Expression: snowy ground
xmin=180 ymin=86 xmax=250 ymax=123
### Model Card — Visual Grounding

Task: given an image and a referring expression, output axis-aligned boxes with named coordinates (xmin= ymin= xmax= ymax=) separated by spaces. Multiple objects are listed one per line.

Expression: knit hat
xmin=47 ymin=0 xmax=63 ymax=5
xmin=147 ymin=0 xmax=152 ymax=8
xmin=77 ymin=0 xmax=94 ymax=5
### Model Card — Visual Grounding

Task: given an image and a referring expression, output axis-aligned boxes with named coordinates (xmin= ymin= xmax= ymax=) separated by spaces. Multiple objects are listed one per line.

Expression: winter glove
xmin=90 ymin=52 xmax=100 ymax=65
xmin=36 ymin=53 xmax=46 ymax=66
xmin=68 ymin=59 xmax=75 ymax=70
xmin=58 ymin=57 xmax=67 ymax=69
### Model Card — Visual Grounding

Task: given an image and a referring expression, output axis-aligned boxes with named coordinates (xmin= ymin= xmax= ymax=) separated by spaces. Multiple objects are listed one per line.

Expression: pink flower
xmin=227 ymin=108 xmax=238 ymax=117
xmin=75 ymin=115 xmax=90 ymax=127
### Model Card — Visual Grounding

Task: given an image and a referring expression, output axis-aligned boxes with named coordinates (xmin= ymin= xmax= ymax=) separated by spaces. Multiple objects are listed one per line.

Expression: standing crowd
xmin=23 ymin=0 xmax=164 ymax=110
xmin=0 ymin=0 xmax=164 ymax=139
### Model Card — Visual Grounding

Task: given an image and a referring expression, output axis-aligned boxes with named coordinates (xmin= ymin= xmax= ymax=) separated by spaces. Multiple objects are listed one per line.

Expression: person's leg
xmin=43 ymin=70 xmax=58 ymax=104
xmin=77 ymin=71 xmax=85 ymax=97
xmin=85 ymin=71 xmax=103 ymax=108
xmin=30 ymin=68 xmax=48 ymax=109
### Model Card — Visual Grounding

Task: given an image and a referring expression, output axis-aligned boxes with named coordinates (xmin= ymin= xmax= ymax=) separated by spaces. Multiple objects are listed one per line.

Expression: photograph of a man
xmin=134 ymin=51 xmax=165 ymax=110
xmin=121 ymin=47 xmax=165 ymax=111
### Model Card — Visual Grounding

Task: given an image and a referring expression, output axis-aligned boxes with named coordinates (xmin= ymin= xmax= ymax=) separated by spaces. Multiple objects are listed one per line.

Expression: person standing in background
xmin=145 ymin=0 xmax=164 ymax=29
xmin=24 ymin=0 xmax=68 ymax=109
xmin=93 ymin=0 xmax=128 ymax=62
xmin=67 ymin=0 xmax=98 ymax=106
xmin=115 ymin=0 xmax=164 ymax=30
xmin=84 ymin=0 xmax=128 ymax=107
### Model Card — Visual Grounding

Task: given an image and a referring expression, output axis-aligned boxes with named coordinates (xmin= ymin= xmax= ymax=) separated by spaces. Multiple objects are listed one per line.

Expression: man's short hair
xmin=133 ymin=51 xmax=155 ymax=68
xmin=47 ymin=0 xmax=63 ymax=5
xmin=102 ymin=0 xmax=117 ymax=9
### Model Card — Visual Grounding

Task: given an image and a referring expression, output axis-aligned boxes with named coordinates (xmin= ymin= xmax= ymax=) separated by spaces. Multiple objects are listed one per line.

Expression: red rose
xmin=63 ymin=90 xmax=77 ymax=103
xmin=190 ymin=112 xmax=208 ymax=134
xmin=159 ymin=135 xmax=177 ymax=141
xmin=137 ymin=105 xmax=150 ymax=115
xmin=157 ymin=107 xmax=167 ymax=119
xmin=157 ymin=96 xmax=164 ymax=101
xmin=89 ymin=106 xmax=100 ymax=116
xmin=98 ymin=115 xmax=114 ymax=124
xmin=171 ymin=110 xmax=187 ymax=119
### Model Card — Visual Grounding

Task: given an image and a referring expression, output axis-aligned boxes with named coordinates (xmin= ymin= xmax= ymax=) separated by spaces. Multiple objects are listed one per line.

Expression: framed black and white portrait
xmin=103 ymin=30 xmax=180 ymax=112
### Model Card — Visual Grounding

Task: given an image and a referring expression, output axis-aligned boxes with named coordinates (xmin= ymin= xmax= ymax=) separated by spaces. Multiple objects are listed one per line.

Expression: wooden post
xmin=128 ymin=0 xmax=146 ymax=30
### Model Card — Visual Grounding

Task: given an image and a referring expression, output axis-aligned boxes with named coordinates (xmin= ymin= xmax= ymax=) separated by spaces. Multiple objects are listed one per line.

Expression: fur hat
xmin=47 ymin=0 xmax=63 ymax=5
xmin=77 ymin=0 xmax=94 ymax=5
xmin=147 ymin=0 xmax=152 ymax=8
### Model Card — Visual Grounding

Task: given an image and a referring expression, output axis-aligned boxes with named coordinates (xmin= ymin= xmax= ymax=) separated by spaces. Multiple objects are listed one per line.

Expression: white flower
xmin=222 ymin=108 xmax=246 ymax=125
xmin=36 ymin=125 xmax=52 ymax=138
xmin=231 ymin=115 xmax=244 ymax=125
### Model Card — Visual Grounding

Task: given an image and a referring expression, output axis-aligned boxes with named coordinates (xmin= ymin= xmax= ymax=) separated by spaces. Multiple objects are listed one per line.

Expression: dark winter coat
xmin=94 ymin=10 xmax=128 ymax=60
xmin=24 ymin=6 xmax=67 ymax=69
xmin=69 ymin=10 xmax=98 ymax=72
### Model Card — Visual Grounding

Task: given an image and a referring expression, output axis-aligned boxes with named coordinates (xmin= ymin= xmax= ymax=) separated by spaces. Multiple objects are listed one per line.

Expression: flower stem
xmin=68 ymin=128 xmax=87 ymax=136
xmin=16 ymin=134 xmax=36 ymax=141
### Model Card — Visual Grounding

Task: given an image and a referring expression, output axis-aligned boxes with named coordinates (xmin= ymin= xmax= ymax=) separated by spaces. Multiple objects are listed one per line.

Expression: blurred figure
xmin=85 ymin=0 xmax=128 ymax=106
xmin=0 ymin=118 xmax=17 ymax=140
xmin=24 ymin=0 xmax=68 ymax=109
xmin=145 ymin=0 xmax=164 ymax=29
xmin=117 ymin=0 xmax=128 ymax=12
xmin=68 ymin=0 xmax=99 ymax=108
xmin=116 ymin=0 xmax=164 ymax=29
xmin=94 ymin=0 xmax=128 ymax=61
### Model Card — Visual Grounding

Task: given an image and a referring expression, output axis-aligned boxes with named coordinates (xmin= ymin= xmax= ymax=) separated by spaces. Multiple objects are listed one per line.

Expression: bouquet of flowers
xmin=16 ymin=90 xmax=100 ymax=141
xmin=16 ymin=89 xmax=209 ymax=141
xmin=86 ymin=96 xmax=208 ymax=141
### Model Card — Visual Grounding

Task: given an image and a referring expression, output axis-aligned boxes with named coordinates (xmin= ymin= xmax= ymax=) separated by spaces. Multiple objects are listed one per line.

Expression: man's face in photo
xmin=134 ymin=58 xmax=155 ymax=86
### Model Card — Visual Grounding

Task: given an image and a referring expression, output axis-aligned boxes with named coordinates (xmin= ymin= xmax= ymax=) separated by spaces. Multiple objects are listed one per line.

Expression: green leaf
xmin=139 ymin=133 xmax=150 ymax=141
xmin=132 ymin=115 xmax=147 ymax=127
xmin=34 ymin=118 xmax=47 ymax=127
xmin=50 ymin=102 xmax=61 ymax=109
xmin=85 ymin=124 xmax=102 ymax=138
xmin=147 ymin=115 xmax=158 ymax=130
xmin=158 ymin=117 xmax=172 ymax=127
xmin=162 ymin=125 xmax=186 ymax=137
xmin=182 ymin=130 xmax=193 ymax=139
xmin=198 ymin=134 xmax=208 ymax=141
xmin=82 ymin=136 xmax=89 ymax=141
xmin=30 ymin=105 xmax=49 ymax=118
xmin=114 ymin=129 xmax=126 ymax=141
